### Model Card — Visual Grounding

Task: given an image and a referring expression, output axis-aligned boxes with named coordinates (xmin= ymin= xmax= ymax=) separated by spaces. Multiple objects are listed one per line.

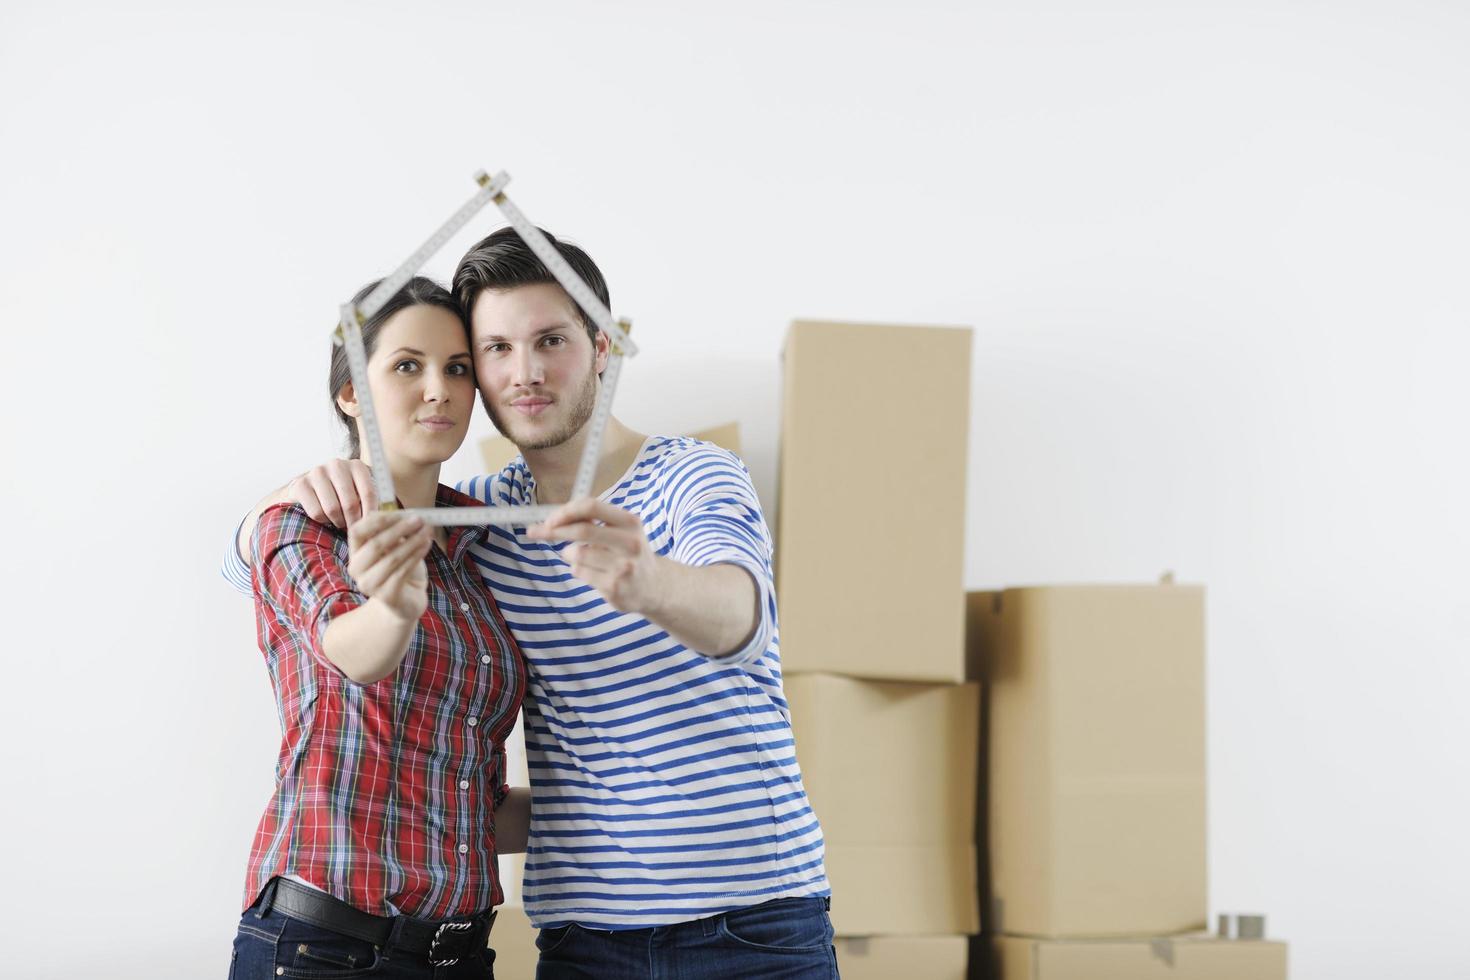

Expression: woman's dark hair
xmin=329 ymin=276 xmax=465 ymax=458
xmin=452 ymin=227 xmax=609 ymax=347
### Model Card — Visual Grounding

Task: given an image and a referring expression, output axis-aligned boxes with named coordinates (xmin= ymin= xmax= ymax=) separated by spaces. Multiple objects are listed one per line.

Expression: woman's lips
xmin=417 ymin=417 xmax=458 ymax=431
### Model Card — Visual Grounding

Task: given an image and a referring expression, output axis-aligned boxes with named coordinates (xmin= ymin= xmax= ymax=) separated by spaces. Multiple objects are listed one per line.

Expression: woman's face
xmin=339 ymin=303 xmax=475 ymax=469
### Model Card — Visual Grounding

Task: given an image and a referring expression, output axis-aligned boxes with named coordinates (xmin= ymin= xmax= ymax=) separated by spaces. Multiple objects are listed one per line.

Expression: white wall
xmin=2 ymin=1 xmax=1466 ymax=977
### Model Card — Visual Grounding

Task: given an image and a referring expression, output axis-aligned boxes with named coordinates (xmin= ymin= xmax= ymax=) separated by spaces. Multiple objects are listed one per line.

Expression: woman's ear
xmin=336 ymin=382 xmax=361 ymax=419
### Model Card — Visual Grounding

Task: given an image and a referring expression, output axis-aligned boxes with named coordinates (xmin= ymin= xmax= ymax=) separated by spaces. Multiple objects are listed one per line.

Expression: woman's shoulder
xmin=254 ymin=502 xmax=347 ymax=558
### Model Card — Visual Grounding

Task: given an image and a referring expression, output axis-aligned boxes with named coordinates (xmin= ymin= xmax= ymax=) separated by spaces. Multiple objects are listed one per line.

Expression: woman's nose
xmin=423 ymin=373 xmax=451 ymax=402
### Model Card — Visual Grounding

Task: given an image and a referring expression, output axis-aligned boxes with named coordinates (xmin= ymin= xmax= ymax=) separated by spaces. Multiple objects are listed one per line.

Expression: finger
xmin=373 ymin=524 xmax=432 ymax=576
xmin=566 ymin=546 xmax=616 ymax=579
xmin=351 ymin=460 xmax=378 ymax=514
xmin=380 ymin=553 xmax=429 ymax=611
xmin=328 ymin=460 xmax=366 ymax=525
xmin=291 ymin=475 xmax=327 ymax=523
xmin=383 ymin=544 xmax=429 ymax=590
xmin=359 ymin=528 xmax=432 ymax=595
xmin=307 ymin=468 xmax=346 ymax=527
xmin=554 ymin=523 xmax=642 ymax=557
xmin=539 ymin=497 xmax=632 ymax=534
xmin=350 ymin=518 xmax=428 ymax=585
xmin=348 ymin=511 xmax=423 ymax=550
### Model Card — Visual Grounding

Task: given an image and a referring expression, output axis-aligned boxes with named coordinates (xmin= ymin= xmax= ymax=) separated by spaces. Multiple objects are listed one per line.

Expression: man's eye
xmin=394 ymin=359 xmax=420 ymax=373
xmin=482 ymin=343 xmax=509 ymax=355
xmin=542 ymin=335 xmax=565 ymax=347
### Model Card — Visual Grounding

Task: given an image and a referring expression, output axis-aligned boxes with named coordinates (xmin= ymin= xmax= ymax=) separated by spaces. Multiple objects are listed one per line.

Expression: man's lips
xmin=417 ymin=416 xmax=458 ymax=431
xmin=510 ymin=398 xmax=553 ymax=417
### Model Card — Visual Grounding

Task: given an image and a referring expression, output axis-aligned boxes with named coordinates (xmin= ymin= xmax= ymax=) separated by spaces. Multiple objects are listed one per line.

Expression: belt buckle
xmin=428 ymin=919 xmax=476 ymax=967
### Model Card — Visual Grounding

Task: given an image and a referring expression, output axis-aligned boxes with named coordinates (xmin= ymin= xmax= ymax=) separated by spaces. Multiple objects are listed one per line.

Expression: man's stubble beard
xmin=483 ymin=362 xmax=600 ymax=452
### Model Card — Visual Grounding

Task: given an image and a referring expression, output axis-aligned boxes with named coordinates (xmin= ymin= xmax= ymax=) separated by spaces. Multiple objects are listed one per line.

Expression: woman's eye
xmin=447 ymin=363 xmax=470 ymax=376
xmin=394 ymin=359 xmax=420 ymax=373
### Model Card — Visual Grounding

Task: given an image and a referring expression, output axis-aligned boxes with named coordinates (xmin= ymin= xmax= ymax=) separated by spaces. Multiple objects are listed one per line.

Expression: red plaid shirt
xmin=245 ymin=486 xmax=526 ymax=918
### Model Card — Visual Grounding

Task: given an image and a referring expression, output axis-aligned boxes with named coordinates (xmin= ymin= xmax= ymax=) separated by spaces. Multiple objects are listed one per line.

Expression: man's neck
xmin=523 ymin=416 xmax=645 ymax=504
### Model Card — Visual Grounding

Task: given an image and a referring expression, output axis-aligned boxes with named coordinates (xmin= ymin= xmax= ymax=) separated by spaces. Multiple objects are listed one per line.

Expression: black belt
xmin=268 ymin=877 xmax=495 ymax=967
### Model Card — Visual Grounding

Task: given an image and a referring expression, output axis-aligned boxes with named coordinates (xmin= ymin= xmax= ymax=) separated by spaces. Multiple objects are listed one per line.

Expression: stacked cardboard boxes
xmin=777 ymin=320 xmax=980 ymax=976
xmin=967 ymin=584 xmax=1289 ymax=979
xmin=483 ymin=320 xmax=1289 ymax=977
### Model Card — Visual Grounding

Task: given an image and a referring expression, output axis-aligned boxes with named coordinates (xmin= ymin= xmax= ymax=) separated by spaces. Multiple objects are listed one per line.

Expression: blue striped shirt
xmin=225 ymin=436 xmax=829 ymax=929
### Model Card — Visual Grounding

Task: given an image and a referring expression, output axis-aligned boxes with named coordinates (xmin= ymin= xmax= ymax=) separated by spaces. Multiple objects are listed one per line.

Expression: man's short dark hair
xmin=453 ymin=227 xmax=609 ymax=346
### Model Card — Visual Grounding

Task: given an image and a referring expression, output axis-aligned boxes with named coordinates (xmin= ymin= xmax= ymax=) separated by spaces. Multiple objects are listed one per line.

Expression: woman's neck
xmin=360 ymin=455 xmax=441 ymax=511
xmin=390 ymin=462 xmax=441 ymax=511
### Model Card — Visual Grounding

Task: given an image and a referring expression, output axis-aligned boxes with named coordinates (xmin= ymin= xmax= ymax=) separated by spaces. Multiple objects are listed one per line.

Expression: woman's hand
xmin=347 ymin=512 xmax=432 ymax=624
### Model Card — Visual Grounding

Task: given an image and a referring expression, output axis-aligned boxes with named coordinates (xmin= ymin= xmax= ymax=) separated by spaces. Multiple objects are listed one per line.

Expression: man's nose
xmin=512 ymin=347 xmax=545 ymax=386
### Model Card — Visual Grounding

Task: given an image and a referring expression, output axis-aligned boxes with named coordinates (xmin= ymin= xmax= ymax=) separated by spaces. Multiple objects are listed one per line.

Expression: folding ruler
xmin=333 ymin=170 xmax=638 ymax=527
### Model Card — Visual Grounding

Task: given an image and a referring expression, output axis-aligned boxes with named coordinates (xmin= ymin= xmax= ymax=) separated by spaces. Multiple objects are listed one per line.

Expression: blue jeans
xmin=228 ymin=899 xmax=496 ymax=979
xmin=533 ymin=896 xmax=840 ymax=979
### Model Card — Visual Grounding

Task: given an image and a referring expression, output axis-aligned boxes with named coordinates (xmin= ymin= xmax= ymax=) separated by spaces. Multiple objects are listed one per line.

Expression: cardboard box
xmin=776 ymin=320 xmax=972 ymax=683
xmin=969 ymin=583 xmax=1208 ymax=938
xmin=488 ymin=903 xmax=539 ymax=978
xmin=786 ymin=673 xmax=981 ymax=936
xmin=992 ymin=934 xmax=1287 ymax=980
xmin=836 ymin=935 xmax=968 ymax=980
xmin=480 ymin=421 xmax=741 ymax=473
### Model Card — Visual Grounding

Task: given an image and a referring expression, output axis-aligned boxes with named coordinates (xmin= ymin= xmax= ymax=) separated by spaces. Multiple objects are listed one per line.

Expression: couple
xmin=223 ymin=227 xmax=837 ymax=979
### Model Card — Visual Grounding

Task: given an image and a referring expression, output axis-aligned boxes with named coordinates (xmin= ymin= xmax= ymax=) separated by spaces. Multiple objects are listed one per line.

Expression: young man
xmin=224 ymin=228 xmax=837 ymax=978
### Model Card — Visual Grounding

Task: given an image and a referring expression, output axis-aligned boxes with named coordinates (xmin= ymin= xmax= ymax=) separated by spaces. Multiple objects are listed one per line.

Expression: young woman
xmin=230 ymin=277 xmax=527 ymax=979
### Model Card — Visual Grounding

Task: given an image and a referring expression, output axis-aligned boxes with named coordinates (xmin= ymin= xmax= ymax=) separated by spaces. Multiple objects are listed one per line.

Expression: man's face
xmin=470 ymin=282 xmax=609 ymax=451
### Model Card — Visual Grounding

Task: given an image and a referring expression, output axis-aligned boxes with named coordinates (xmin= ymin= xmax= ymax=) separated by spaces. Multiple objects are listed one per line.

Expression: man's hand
xmin=347 ymin=512 xmax=431 ymax=624
xmin=528 ymin=498 xmax=665 ymax=617
xmin=291 ymin=459 xmax=378 ymax=528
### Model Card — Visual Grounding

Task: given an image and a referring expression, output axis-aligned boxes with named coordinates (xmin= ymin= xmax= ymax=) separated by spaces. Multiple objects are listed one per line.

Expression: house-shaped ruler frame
xmin=333 ymin=170 xmax=638 ymax=527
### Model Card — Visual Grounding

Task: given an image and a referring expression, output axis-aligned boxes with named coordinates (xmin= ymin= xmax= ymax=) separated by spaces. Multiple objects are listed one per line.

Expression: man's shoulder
xmin=455 ymin=458 xmax=534 ymax=506
xmin=640 ymin=435 xmax=747 ymax=480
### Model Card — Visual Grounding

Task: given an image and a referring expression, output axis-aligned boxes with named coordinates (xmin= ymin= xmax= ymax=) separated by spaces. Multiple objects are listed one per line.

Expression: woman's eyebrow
xmin=387 ymin=347 xmax=470 ymax=359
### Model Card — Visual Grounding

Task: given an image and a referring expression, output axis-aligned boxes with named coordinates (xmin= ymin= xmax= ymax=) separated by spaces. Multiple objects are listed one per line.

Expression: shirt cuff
xmin=701 ymin=559 xmax=775 ymax=667
xmin=220 ymin=516 xmax=254 ymax=595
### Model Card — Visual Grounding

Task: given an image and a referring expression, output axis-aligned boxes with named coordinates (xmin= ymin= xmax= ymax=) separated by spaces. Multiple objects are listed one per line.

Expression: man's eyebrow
xmin=478 ymin=324 xmax=572 ymax=343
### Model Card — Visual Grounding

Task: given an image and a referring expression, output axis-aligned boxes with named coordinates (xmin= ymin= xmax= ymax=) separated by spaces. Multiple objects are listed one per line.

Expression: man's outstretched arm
xmin=529 ymin=497 xmax=762 ymax=660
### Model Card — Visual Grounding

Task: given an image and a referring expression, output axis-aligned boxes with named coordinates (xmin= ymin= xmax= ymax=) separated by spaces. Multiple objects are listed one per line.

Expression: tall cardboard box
xmin=836 ymin=935 xmax=968 ymax=980
xmin=993 ymin=934 xmax=1287 ymax=980
xmin=786 ymin=673 xmax=981 ymax=936
xmin=777 ymin=321 xmax=972 ymax=682
xmin=969 ymin=584 xmax=1208 ymax=938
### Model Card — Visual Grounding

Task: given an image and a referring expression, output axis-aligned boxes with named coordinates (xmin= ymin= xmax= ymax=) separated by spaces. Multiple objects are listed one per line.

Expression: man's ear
xmin=336 ymin=382 xmax=361 ymax=419
xmin=593 ymin=329 xmax=611 ymax=374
